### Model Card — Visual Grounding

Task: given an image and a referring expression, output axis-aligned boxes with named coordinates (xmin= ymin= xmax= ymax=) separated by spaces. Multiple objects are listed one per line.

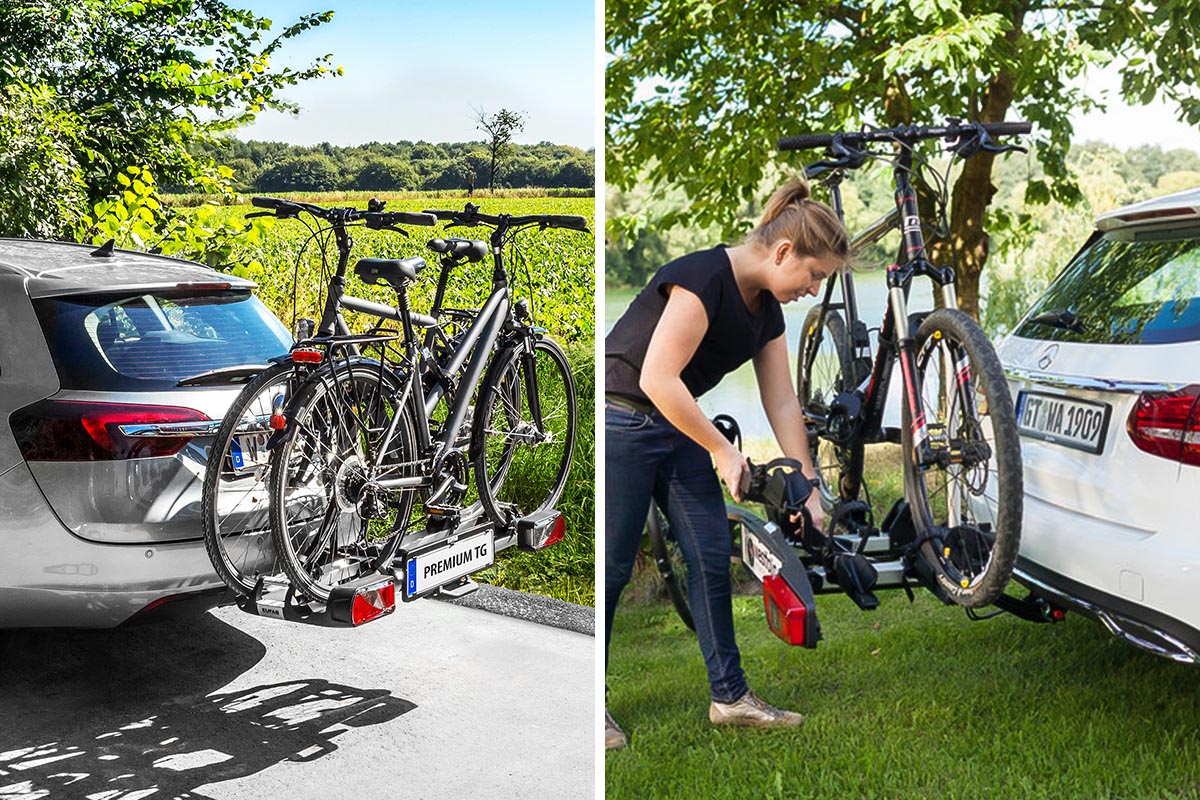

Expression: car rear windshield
xmin=35 ymin=289 xmax=292 ymax=390
xmin=1014 ymin=225 xmax=1200 ymax=345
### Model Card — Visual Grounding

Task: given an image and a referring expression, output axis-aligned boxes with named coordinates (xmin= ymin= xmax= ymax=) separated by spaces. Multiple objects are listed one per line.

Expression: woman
xmin=604 ymin=178 xmax=849 ymax=749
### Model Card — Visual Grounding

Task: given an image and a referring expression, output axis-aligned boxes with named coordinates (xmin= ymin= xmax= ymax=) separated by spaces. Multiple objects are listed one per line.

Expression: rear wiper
xmin=1028 ymin=308 xmax=1086 ymax=334
xmin=176 ymin=364 xmax=269 ymax=387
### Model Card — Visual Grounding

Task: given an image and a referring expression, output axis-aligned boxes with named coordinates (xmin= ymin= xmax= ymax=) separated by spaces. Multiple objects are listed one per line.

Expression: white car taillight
xmin=1126 ymin=386 xmax=1200 ymax=466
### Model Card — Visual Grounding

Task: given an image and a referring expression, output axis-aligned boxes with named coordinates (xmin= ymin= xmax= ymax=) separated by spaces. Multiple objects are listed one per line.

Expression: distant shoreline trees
xmin=186 ymin=137 xmax=595 ymax=194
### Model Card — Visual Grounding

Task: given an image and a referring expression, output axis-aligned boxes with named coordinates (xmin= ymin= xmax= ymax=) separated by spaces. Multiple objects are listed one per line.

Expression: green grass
xmin=610 ymin=443 xmax=1200 ymax=797
xmin=607 ymin=595 xmax=1200 ymax=799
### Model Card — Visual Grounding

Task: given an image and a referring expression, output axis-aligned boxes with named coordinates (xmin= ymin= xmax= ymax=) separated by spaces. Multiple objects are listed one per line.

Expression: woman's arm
xmin=753 ymin=334 xmax=825 ymax=529
xmin=640 ymin=286 xmax=749 ymax=501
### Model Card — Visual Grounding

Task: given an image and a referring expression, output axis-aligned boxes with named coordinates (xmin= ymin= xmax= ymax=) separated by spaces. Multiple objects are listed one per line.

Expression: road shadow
xmin=0 ymin=614 xmax=416 ymax=799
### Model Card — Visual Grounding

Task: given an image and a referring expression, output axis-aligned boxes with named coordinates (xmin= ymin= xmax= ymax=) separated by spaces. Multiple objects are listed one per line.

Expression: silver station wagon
xmin=0 ymin=239 xmax=292 ymax=627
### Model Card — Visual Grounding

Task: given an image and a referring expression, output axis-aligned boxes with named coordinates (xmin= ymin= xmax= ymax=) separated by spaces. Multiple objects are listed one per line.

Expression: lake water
xmin=604 ymin=269 xmax=941 ymax=442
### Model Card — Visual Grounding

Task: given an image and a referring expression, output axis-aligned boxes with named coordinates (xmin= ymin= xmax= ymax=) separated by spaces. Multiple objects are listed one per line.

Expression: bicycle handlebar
xmin=422 ymin=204 xmax=589 ymax=232
xmin=776 ymin=120 xmax=1031 ymax=152
xmin=249 ymin=196 xmax=437 ymax=227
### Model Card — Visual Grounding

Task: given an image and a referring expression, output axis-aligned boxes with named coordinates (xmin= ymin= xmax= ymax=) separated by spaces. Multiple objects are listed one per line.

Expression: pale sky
xmin=1071 ymin=64 xmax=1200 ymax=153
xmin=239 ymin=0 xmax=595 ymax=148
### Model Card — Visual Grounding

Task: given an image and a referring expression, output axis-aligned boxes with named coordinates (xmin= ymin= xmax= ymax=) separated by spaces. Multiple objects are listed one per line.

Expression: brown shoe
xmin=709 ymin=691 xmax=804 ymax=728
xmin=605 ymin=709 xmax=628 ymax=750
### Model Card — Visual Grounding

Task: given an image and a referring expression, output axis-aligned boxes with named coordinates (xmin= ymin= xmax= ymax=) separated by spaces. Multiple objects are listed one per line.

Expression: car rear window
xmin=34 ymin=289 xmax=292 ymax=390
xmin=1014 ymin=226 xmax=1200 ymax=345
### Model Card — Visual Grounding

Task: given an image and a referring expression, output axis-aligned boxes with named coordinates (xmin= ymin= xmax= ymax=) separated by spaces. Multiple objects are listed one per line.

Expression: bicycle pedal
xmin=425 ymin=505 xmax=461 ymax=530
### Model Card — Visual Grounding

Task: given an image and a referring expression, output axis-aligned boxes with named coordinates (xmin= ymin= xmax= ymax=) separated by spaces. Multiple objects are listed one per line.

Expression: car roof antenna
xmin=90 ymin=239 xmax=116 ymax=258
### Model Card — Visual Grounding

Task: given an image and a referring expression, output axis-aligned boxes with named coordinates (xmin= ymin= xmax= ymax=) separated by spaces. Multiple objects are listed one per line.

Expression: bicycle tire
xmin=202 ymin=361 xmax=297 ymax=595
xmin=797 ymin=305 xmax=864 ymax=509
xmin=472 ymin=336 xmax=577 ymax=527
xmin=269 ymin=360 xmax=417 ymax=602
xmin=645 ymin=503 xmax=695 ymax=631
xmin=901 ymin=308 xmax=1022 ymax=608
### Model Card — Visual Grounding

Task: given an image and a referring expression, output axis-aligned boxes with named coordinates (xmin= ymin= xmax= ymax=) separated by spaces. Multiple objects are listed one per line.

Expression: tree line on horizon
xmin=186 ymin=138 xmax=596 ymax=194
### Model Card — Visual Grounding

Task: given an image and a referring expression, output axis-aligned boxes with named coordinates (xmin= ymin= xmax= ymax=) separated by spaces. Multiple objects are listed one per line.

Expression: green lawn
xmin=607 ymin=593 xmax=1200 ymax=799
xmin=608 ymin=442 xmax=1200 ymax=798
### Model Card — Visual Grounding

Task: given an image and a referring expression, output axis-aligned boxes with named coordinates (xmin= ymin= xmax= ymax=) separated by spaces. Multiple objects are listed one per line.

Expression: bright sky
xmin=1071 ymin=64 xmax=1200 ymax=153
xmin=239 ymin=0 xmax=595 ymax=148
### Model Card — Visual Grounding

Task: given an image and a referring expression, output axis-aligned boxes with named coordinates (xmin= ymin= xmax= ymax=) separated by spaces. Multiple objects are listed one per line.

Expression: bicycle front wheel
xmin=901 ymin=309 xmax=1022 ymax=608
xmin=202 ymin=361 xmax=297 ymax=595
xmin=269 ymin=361 xmax=418 ymax=602
xmin=472 ymin=337 xmax=577 ymax=526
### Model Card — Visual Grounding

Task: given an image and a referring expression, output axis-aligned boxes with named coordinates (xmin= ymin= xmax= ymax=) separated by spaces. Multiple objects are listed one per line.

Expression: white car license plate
xmin=405 ymin=529 xmax=494 ymax=599
xmin=229 ymin=434 xmax=268 ymax=473
xmin=1016 ymin=390 xmax=1111 ymax=454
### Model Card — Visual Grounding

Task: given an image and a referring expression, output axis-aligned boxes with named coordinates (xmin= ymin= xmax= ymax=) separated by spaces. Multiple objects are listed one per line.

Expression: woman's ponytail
xmin=749 ymin=178 xmax=849 ymax=266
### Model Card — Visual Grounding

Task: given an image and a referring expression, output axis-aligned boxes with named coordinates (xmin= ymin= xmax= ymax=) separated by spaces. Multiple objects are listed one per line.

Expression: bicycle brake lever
xmin=244 ymin=211 xmax=273 ymax=219
xmin=380 ymin=224 xmax=408 ymax=236
xmin=982 ymin=142 xmax=1028 ymax=155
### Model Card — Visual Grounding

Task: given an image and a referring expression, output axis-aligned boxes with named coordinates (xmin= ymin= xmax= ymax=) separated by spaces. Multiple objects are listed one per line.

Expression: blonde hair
xmin=748 ymin=178 xmax=850 ymax=267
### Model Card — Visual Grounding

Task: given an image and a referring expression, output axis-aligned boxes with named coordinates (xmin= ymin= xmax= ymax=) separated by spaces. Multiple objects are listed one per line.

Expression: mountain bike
xmin=201 ymin=197 xmax=484 ymax=595
xmin=267 ymin=203 xmax=588 ymax=601
xmin=782 ymin=119 xmax=1028 ymax=608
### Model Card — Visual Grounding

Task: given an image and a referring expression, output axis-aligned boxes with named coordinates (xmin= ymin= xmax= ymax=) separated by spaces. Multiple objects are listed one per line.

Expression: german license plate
xmin=230 ymin=434 xmax=268 ymax=473
xmin=404 ymin=529 xmax=494 ymax=599
xmin=1016 ymin=390 xmax=1111 ymax=454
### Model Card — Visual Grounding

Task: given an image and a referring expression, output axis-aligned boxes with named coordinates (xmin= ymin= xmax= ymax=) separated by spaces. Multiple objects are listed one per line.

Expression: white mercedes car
xmin=999 ymin=186 xmax=1200 ymax=663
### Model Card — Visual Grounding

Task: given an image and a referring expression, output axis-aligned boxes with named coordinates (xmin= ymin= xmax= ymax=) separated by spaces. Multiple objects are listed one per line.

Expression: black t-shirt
xmin=605 ymin=245 xmax=786 ymax=402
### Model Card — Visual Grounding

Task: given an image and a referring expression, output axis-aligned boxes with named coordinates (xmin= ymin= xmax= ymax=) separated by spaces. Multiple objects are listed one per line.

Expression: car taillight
xmin=11 ymin=399 xmax=211 ymax=461
xmin=1126 ymin=386 xmax=1200 ymax=466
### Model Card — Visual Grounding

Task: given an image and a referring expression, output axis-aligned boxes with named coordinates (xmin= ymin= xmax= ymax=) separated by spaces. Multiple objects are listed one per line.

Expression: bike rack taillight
xmin=516 ymin=508 xmax=564 ymax=552
xmin=330 ymin=577 xmax=396 ymax=626
xmin=763 ymin=574 xmax=811 ymax=646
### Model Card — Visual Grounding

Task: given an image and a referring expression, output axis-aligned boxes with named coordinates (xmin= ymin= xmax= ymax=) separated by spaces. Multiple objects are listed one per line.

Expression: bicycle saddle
xmin=355 ymin=256 xmax=426 ymax=288
xmin=426 ymin=238 xmax=488 ymax=263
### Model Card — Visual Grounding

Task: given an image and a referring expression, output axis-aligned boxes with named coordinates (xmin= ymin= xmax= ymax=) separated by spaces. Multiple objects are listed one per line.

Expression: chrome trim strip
xmin=1003 ymin=366 xmax=1184 ymax=394
xmin=118 ymin=420 xmax=224 ymax=437
xmin=1015 ymin=567 xmax=1199 ymax=664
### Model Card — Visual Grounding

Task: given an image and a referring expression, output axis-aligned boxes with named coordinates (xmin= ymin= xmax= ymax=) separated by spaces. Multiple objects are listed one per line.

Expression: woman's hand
xmin=715 ymin=444 xmax=750 ymax=503
xmin=804 ymin=489 xmax=824 ymax=532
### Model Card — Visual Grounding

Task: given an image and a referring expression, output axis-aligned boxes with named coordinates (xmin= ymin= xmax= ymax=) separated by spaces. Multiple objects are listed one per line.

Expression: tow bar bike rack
xmin=227 ymin=506 xmax=566 ymax=628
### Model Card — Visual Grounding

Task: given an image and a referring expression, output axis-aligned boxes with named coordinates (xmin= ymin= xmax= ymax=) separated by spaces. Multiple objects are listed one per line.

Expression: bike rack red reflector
xmin=346 ymin=579 xmax=396 ymax=626
xmin=291 ymin=348 xmax=323 ymax=363
xmin=763 ymin=573 xmax=810 ymax=646
xmin=545 ymin=514 xmax=566 ymax=548
xmin=268 ymin=413 xmax=287 ymax=430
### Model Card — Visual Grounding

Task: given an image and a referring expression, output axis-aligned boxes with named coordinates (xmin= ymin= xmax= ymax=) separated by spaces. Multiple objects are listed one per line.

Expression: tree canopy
xmin=0 ymin=0 xmax=336 ymax=239
xmin=606 ymin=0 xmax=1200 ymax=317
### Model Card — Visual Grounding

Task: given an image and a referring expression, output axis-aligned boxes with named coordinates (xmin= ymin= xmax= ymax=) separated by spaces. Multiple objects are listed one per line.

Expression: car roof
xmin=1095 ymin=186 xmax=1200 ymax=232
xmin=0 ymin=238 xmax=256 ymax=298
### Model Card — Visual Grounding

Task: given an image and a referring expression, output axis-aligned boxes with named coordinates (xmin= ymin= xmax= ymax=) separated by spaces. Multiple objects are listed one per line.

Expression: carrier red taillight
xmin=1126 ymin=385 xmax=1200 ymax=466
xmin=762 ymin=573 xmax=811 ymax=646
xmin=11 ymin=399 xmax=211 ymax=461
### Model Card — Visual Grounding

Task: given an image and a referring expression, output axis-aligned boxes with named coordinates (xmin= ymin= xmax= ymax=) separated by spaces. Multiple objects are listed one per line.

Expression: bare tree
xmin=473 ymin=106 xmax=526 ymax=192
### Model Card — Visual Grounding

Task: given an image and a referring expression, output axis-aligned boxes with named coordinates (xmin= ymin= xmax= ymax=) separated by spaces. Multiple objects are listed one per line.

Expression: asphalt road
xmin=0 ymin=591 xmax=595 ymax=799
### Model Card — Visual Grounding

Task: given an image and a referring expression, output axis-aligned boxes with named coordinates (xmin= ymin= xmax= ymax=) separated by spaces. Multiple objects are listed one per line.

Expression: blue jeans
xmin=604 ymin=403 xmax=748 ymax=703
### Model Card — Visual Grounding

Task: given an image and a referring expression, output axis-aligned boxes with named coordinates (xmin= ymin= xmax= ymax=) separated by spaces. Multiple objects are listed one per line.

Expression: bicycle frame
xmin=805 ymin=146 xmax=968 ymax=500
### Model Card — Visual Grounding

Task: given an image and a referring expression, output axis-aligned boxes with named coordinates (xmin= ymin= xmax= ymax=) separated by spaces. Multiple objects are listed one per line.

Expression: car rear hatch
xmin=1002 ymin=217 xmax=1200 ymax=598
xmin=11 ymin=283 xmax=292 ymax=544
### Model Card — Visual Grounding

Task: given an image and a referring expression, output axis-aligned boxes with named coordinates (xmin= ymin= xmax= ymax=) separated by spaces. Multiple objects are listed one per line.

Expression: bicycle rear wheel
xmin=202 ymin=361 xmax=297 ymax=595
xmin=645 ymin=503 xmax=694 ymax=631
xmin=901 ymin=309 xmax=1022 ymax=608
xmin=269 ymin=360 xmax=418 ymax=602
xmin=472 ymin=337 xmax=576 ymax=526
xmin=797 ymin=305 xmax=864 ymax=509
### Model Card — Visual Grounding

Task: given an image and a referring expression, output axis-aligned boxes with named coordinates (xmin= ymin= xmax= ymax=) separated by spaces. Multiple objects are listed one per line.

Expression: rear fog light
xmin=762 ymin=573 xmax=811 ymax=646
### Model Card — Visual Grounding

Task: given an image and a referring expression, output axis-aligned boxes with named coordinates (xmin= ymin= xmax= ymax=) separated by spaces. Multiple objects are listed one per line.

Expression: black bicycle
xmin=266 ymin=203 xmax=588 ymax=601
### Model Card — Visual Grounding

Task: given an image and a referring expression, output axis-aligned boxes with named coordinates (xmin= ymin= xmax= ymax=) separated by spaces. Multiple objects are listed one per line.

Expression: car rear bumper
xmin=0 ymin=463 xmax=226 ymax=628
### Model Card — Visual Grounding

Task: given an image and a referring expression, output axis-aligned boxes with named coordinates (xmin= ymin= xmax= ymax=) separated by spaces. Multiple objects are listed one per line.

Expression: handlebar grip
xmin=422 ymin=209 xmax=460 ymax=221
xmin=981 ymin=121 xmax=1032 ymax=137
xmin=544 ymin=215 xmax=589 ymax=231
xmin=777 ymin=133 xmax=835 ymax=151
xmin=395 ymin=212 xmax=438 ymax=227
xmin=251 ymin=196 xmax=287 ymax=209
